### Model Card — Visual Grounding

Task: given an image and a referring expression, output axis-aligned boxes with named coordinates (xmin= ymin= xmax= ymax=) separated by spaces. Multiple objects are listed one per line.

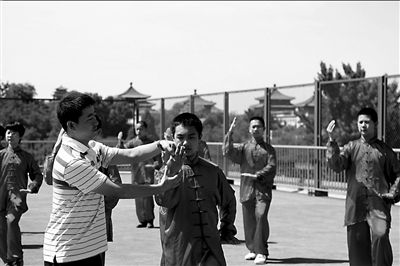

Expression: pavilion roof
xmin=255 ymin=88 xmax=295 ymax=101
xmin=118 ymin=82 xmax=150 ymax=101
xmin=293 ymin=94 xmax=315 ymax=107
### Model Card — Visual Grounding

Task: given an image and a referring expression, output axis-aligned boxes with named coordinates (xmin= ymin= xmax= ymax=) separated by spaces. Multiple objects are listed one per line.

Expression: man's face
xmin=248 ymin=119 xmax=265 ymax=139
xmin=135 ymin=123 xmax=147 ymax=139
xmin=357 ymin=114 xmax=376 ymax=140
xmin=70 ymin=105 xmax=99 ymax=143
xmin=5 ymin=130 xmax=21 ymax=147
xmin=173 ymin=124 xmax=199 ymax=160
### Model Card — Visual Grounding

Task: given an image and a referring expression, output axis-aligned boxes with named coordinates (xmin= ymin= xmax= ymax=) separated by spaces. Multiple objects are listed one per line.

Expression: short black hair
xmin=5 ymin=122 xmax=25 ymax=137
xmin=171 ymin=112 xmax=203 ymax=138
xmin=249 ymin=116 xmax=265 ymax=128
xmin=57 ymin=91 xmax=96 ymax=130
xmin=136 ymin=121 xmax=148 ymax=129
xmin=0 ymin=125 xmax=5 ymax=139
xmin=357 ymin=107 xmax=378 ymax=123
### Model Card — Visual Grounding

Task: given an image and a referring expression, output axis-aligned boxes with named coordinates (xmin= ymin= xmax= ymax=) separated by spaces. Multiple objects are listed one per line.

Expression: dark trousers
xmin=135 ymin=196 xmax=154 ymax=224
xmin=0 ymin=208 xmax=24 ymax=264
xmin=105 ymin=209 xmax=113 ymax=242
xmin=241 ymin=192 xmax=272 ymax=256
xmin=347 ymin=218 xmax=393 ymax=266
xmin=44 ymin=253 xmax=104 ymax=266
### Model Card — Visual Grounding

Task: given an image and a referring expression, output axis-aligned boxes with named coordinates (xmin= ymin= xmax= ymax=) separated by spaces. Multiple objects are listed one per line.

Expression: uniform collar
xmin=185 ymin=154 xmax=200 ymax=167
xmin=360 ymin=136 xmax=378 ymax=145
xmin=62 ymin=134 xmax=90 ymax=154
xmin=250 ymin=138 xmax=264 ymax=145
xmin=6 ymin=145 xmax=22 ymax=152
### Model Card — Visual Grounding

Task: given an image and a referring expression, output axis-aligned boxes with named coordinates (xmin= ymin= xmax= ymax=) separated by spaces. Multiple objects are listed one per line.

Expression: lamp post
xmin=118 ymin=82 xmax=150 ymax=134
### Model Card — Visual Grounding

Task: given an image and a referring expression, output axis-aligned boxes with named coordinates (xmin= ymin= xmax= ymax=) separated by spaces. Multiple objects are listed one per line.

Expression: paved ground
xmin=20 ymin=172 xmax=399 ymax=266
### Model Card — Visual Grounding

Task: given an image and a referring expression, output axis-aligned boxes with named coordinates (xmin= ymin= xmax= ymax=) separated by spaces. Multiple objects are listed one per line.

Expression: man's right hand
xmin=117 ymin=131 xmax=123 ymax=141
xmin=165 ymin=143 xmax=186 ymax=176
xmin=228 ymin=117 xmax=237 ymax=133
xmin=326 ymin=120 xmax=336 ymax=141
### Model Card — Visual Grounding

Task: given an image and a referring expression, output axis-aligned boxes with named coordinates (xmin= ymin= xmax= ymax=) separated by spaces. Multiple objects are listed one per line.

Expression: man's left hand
xmin=241 ymin=173 xmax=257 ymax=180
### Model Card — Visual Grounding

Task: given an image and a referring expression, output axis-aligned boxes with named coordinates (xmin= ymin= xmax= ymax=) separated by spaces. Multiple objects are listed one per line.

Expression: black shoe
xmin=7 ymin=258 xmax=23 ymax=266
xmin=136 ymin=223 xmax=147 ymax=228
xmin=147 ymin=222 xmax=154 ymax=228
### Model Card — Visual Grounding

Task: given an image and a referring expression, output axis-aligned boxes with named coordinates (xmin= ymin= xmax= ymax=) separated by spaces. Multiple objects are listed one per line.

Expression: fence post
xmin=189 ymin=94 xmax=195 ymax=113
xmin=313 ymin=81 xmax=327 ymax=196
xmin=377 ymin=75 xmax=387 ymax=142
xmin=264 ymin=87 xmax=271 ymax=144
xmin=160 ymin=98 xmax=165 ymax=140
xmin=314 ymin=81 xmax=321 ymax=147
xmin=223 ymin=92 xmax=229 ymax=177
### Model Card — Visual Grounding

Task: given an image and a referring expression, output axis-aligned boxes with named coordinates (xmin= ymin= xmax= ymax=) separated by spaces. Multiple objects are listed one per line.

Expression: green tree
xmin=202 ymin=111 xmax=224 ymax=142
xmin=0 ymin=82 xmax=36 ymax=100
xmin=317 ymin=62 xmax=400 ymax=147
xmin=0 ymin=83 xmax=52 ymax=140
xmin=52 ymin=86 xmax=68 ymax=100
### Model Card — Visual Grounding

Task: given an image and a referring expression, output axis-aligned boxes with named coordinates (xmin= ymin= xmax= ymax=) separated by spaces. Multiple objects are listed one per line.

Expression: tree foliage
xmin=317 ymin=61 xmax=400 ymax=148
xmin=0 ymin=83 xmax=52 ymax=139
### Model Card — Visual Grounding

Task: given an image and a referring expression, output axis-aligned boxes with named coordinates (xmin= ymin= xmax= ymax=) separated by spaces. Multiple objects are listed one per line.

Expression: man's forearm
xmin=222 ymin=132 xmax=234 ymax=155
xmin=112 ymin=141 xmax=162 ymax=165
xmin=389 ymin=176 xmax=400 ymax=195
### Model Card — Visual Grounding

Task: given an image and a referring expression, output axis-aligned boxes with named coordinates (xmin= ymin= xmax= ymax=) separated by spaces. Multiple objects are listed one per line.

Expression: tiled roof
xmin=118 ymin=82 xmax=150 ymax=100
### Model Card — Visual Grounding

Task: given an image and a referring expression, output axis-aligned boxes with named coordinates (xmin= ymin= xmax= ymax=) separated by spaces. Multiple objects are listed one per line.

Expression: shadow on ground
xmin=267 ymin=257 xmax=349 ymax=264
xmin=22 ymin=244 xmax=43 ymax=249
xmin=222 ymin=240 xmax=277 ymax=245
xmin=22 ymin=231 xmax=44 ymax=235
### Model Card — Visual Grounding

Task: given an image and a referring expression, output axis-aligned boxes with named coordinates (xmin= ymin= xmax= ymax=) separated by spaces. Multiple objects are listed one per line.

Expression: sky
xmin=1 ymin=1 xmax=399 ymax=112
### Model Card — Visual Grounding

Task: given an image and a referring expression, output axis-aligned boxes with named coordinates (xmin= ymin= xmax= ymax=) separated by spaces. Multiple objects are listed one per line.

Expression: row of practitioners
xmin=0 ymin=95 xmax=399 ymax=266
xmin=119 ymin=106 xmax=400 ymax=266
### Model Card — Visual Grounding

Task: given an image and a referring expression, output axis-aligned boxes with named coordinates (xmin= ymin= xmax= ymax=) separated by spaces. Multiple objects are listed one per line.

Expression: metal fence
xmin=19 ymin=139 xmax=399 ymax=194
xmin=4 ymin=74 xmax=400 ymax=195
xmin=386 ymin=75 xmax=400 ymax=148
xmin=209 ymin=142 xmax=399 ymax=194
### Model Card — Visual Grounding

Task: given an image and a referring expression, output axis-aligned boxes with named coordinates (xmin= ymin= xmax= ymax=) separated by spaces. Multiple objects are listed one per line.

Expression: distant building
xmin=126 ymin=99 xmax=156 ymax=126
xmin=249 ymin=88 xmax=299 ymax=127
xmin=177 ymin=90 xmax=221 ymax=114
xmin=293 ymin=93 xmax=315 ymax=129
xmin=293 ymin=93 xmax=314 ymax=116
xmin=117 ymin=82 xmax=151 ymax=125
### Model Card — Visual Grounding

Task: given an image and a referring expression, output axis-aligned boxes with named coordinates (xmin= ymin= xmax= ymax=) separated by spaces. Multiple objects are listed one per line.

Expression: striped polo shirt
xmin=43 ymin=135 xmax=118 ymax=263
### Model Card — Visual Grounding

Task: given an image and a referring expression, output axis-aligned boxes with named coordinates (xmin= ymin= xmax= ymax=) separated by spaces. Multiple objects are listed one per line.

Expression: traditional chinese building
xmin=176 ymin=90 xmax=221 ymax=114
xmin=249 ymin=88 xmax=299 ymax=127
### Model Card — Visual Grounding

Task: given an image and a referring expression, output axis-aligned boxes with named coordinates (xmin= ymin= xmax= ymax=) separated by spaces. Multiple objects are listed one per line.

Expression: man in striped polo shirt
xmin=43 ymin=91 xmax=183 ymax=266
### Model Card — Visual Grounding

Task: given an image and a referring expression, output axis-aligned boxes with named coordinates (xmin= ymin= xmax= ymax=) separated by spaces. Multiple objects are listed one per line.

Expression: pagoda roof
xmin=137 ymin=99 xmax=156 ymax=108
xmin=180 ymin=90 xmax=216 ymax=107
xmin=118 ymin=82 xmax=150 ymax=101
xmin=255 ymin=88 xmax=295 ymax=101
xmin=183 ymin=96 xmax=216 ymax=107
xmin=293 ymin=94 xmax=315 ymax=107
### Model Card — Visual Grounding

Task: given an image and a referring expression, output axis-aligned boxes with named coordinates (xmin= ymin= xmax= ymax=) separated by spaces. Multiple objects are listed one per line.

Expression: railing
xmin=18 ymin=140 xmax=400 ymax=194
xmin=208 ymin=143 xmax=400 ymax=194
